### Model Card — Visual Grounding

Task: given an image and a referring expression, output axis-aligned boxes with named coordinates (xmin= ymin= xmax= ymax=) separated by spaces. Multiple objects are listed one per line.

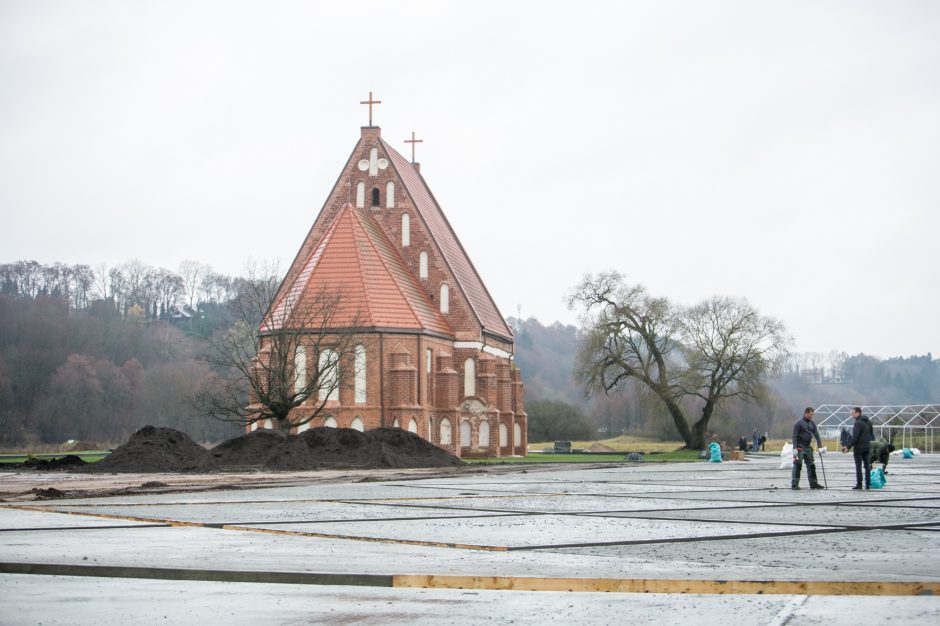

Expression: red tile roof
xmin=381 ymin=139 xmax=514 ymax=341
xmin=264 ymin=205 xmax=453 ymax=336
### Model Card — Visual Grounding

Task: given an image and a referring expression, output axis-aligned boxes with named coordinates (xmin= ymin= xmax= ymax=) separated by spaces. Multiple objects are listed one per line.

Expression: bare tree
xmin=196 ymin=263 xmax=366 ymax=432
xmin=569 ymin=272 xmax=790 ymax=449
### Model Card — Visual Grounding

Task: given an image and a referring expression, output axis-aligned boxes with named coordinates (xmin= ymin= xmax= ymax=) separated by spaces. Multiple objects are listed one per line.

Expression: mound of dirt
xmin=587 ymin=443 xmax=616 ymax=453
xmin=56 ymin=424 xmax=462 ymax=473
xmin=368 ymin=428 xmax=464 ymax=468
xmin=210 ymin=429 xmax=289 ymax=468
xmin=84 ymin=426 xmax=214 ymax=473
xmin=21 ymin=455 xmax=87 ymax=471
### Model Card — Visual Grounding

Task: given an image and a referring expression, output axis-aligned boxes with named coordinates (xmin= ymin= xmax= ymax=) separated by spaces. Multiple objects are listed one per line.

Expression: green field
xmin=0 ymin=451 xmax=109 ymax=464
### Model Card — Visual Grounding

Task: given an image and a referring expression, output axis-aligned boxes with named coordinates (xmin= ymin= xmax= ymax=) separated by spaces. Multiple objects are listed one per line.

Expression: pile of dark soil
xmin=84 ymin=426 xmax=215 ymax=473
xmin=21 ymin=455 xmax=86 ymax=471
xmin=210 ymin=428 xmax=288 ymax=468
xmin=219 ymin=427 xmax=462 ymax=471
xmin=368 ymin=427 xmax=464 ymax=468
xmin=31 ymin=487 xmax=68 ymax=499
xmin=37 ymin=424 xmax=462 ymax=473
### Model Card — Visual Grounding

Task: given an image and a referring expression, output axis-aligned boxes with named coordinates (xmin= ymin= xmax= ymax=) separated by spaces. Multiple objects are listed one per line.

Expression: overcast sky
xmin=2 ymin=1 xmax=938 ymax=358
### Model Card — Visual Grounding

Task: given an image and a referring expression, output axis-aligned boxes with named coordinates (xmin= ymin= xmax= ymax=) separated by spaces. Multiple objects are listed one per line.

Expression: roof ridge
xmin=380 ymin=138 xmax=512 ymax=340
xmin=351 ymin=207 xmax=441 ymax=332
xmin=341 ymin=206 xmax=377 ymax=328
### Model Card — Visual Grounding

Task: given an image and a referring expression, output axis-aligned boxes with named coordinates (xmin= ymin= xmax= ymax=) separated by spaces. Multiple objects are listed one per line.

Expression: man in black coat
xmin=792 ymin=407 xmax=824 ymax=489
xmin=842 ymin=406 xmax=875 ymax=490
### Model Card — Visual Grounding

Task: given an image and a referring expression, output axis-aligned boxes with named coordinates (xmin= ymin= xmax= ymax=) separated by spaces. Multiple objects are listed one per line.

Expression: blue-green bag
xmin=870 ymin=467 xmax=886 ymax=489
xmin=708 ymin=442 xmax=722 ymax=463
xmin=902 ymin=448 xmax=913 ymax=459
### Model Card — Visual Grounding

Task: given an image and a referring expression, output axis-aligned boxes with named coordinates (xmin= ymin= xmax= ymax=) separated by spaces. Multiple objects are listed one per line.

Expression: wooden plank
xmin=393 ymin=575 xmax=940 ymax=596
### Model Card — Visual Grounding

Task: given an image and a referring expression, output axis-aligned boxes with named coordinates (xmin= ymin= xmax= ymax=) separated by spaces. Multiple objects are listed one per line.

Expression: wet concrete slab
xmin=246 ymin=514 xmax=827 ymax=548
xmin=2 ymin=455 xmax=940 ymax=623
xmin=9 ymin=573 xmax=939 ymax=626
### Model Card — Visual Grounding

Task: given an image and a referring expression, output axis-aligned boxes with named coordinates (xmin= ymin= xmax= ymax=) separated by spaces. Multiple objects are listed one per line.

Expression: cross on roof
xmin=404 ymin=131 xmax=423 ymax=163
xmin=359 ymin=91 xmax=381 ymax=127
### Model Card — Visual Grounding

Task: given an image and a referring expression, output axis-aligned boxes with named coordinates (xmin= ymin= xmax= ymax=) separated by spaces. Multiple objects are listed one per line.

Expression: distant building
xmin=254 ymin=120 xmax=526 ymax=458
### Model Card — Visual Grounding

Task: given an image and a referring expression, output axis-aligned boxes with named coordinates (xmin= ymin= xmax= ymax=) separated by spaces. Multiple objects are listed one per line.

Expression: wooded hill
xmin=1 ymin=260 xmax=937 ymax=447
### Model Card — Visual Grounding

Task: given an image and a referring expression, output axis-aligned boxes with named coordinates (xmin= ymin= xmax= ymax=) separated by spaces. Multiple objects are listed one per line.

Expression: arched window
xmin=294 ymin=345 xmax=306 ymax=394
xmin=350 ymin=416 xmax=364 ymax=432
xmin=369 ymin=148 xmax=378 ymax=176
xmin=371 ymin=187 xmax=380 ymax=207
xmin=408 ymin=418 xmax=418 ymax=434
xmin=428 ymin=417 xmax=433 ymax=442
xmin=440 ymin=418 xmax=452 ymax=445
xmin=386 ymin=181 xmax=395 ymax=208
xmin=419 ymin=251 xmax=428 ymax=280
xmin=514 ymin=422 xmax=522 ymax=448
xmin=463 ymin=357 xmax=476 ymax=397
xmin=460 ymin=420 xmax=471 ymax=449
xmin=440 ymin=283 xmax=449 ymax=314
xmin=479 ymin=420 xmax=490 ymax=448
xmin=356 ymin=182 xmax=365 ymax=208
xmin=324 ymin=416 xmax=337 ymax=428
xmin=354 ymin=344 xmax=366 ymax=403
xmin=296 ymin=421 xmax=310 ymax=434
xmin=264 ymin=419 xmax=273 ymax=430
xmin=392 ymin=418 xmax=399 ymax=428
xmin=250 ymin=421 xmax=258 ymax=432
xmin=318 ymin=348 xmax=339 ymax=401
xmin=401 ymin=213 xmax=410 ymax=246
xmin=499 ymin=423 xmax=508 ymax=447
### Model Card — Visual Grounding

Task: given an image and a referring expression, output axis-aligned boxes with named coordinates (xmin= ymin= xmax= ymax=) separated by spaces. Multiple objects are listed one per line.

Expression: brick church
xmin=255 ymin=100 xmax=526 ymax=458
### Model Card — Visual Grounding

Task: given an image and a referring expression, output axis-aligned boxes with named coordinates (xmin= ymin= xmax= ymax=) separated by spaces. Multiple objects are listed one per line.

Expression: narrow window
xmin=356 ymin=182 xmax=365 ymax=208
xmin=419 ymin=251 xmax=428 ymax=280
xmin=460 ymin=420 xmax=471 ymax=448
xmin=318 ymin=348 xmax=339 ymax=401
xmin=499 ymin=423 xmax=508 ymax=447
xmin=463 ymin=357 xmax=475 ymax=397
xmin=408 ymin=418 xmax=418 ymax=433
xmin=514 ymin=422 xmax=522 ymax=448
xmin=401 ymin=213 xmax=410 ymax=246
xmin=386 ymin=181 xmax=395 ymax=208
xmin=440 ymin=418 xmax=452 ymax=445
xmin=479 ymin=420 xmax=490 ymax=448
xmin=393 ymin=418 xmax=399 ymax=428
xmin=371 ymin=187 xmax=380 ymax=207
xmin=425 ymin=349 xmax=432 ymax=374
xmin=350 ymin=416 xmax=364 ymax=432
xmin=293 ymin=345 xmax=306 ymax=394
xmin=354 ymin=344 xmax=366 ymax=403
xmin=440 ymin=283 xmax=449 ymax=314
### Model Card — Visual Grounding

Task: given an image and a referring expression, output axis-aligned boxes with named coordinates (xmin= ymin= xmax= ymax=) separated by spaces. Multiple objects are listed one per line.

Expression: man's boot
xmin=808 ymin=463 xmax=824 ymax=489
xmin=791 ymin=462 xmax=802 ymax=489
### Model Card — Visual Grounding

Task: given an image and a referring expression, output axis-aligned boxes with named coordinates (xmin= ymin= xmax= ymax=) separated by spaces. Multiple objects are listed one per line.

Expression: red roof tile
xmin=264 ymin=205 xmax=453 ymax=336
xmin=381 ymin=139 xmax=513 ymax=341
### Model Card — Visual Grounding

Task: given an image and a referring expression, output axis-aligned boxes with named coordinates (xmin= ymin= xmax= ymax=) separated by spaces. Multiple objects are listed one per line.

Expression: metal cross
xmin=404 ymin=131 xmax=423 ymax=163
xmin=359 ymin=91 xmax=381 ymax=127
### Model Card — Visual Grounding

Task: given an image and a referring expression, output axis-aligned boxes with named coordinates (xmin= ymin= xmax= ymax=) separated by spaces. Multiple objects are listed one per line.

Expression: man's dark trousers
xmin=854 ymin=446 xmax=871 ymax=488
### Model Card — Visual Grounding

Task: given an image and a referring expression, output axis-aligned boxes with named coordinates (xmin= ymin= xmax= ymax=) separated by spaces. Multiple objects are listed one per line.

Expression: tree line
xmin=0 ymin=259 xmax=259 ymax=447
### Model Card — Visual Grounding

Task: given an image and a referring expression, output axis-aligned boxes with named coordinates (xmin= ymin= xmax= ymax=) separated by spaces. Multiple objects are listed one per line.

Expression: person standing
xmin=792 ymin=407 xmax=824 ymax=489
xmin=752 ymin=429 xmax=760 ymax=453
xmin=842 ymin=406 xmax=874 ymax=490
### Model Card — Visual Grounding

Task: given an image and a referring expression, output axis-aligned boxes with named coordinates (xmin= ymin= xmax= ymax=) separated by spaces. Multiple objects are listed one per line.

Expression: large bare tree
xmin=569 ymin=272 xmax=790 ymax=449
xmin=197 ymin=263 xmax=365 ymax=433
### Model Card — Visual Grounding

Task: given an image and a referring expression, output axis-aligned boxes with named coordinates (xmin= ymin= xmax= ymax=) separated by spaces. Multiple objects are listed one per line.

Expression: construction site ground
xmin=1 ymin=451 xmax=939 ymax=624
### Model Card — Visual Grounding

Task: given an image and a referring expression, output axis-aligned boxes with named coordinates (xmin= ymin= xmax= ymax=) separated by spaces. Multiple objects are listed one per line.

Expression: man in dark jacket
xmin=842 ymin=407 xmax=874 ymax=489
xmin=792 ymin=407 xmax=824 ymax=489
